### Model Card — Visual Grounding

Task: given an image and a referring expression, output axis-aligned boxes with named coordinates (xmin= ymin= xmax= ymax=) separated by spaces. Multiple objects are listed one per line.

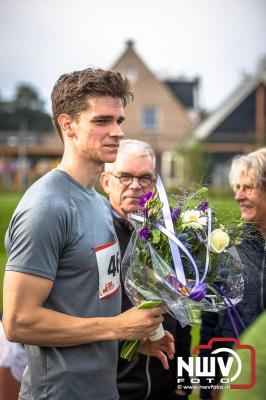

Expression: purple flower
xmin=138 ymin=226 xmax=151 ymax=240
xmin=139 ymin=192 xmax=154 ymax=207
xmin=166 ymin=273 xmax=181 ymax=290
xmin=170 ymin=206 xmax=182 ymax=223
xmin=197 ymin=201 xmax=209 ymax=212
xmin=196 ymin=233 xmax=205 ymax=243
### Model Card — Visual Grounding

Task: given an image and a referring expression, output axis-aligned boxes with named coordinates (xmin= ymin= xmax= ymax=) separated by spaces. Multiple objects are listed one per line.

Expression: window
xmin=125 ymin=66 xmax=137 ymax=83
xmin=212 ymin=162 xmax=231 ymax=188
xmin=141 ymin=105 xmax=159 ymax=131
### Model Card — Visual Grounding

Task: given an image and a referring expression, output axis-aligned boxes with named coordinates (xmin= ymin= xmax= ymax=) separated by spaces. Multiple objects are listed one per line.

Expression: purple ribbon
xmin=212 ymin=283 xmax=246 ymax=338
xmin=165 ymin=272 xmax=206 ymax=302
xmin=188 ymin=282 xmax=207 ymax=302
xmin=155 ymin=221 xmax=200 ymax=288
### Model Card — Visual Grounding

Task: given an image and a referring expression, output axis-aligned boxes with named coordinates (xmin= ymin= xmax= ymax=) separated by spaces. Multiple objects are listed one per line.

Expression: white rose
xmin=210 ymin=228 xmax=230 ymax=253
xmin=181 ymin=209 xmax=207 ymax=230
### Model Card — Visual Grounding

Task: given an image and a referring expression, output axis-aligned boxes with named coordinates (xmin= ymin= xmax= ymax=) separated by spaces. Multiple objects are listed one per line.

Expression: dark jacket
xmin=113 ymin=215 xmax=192 ymax=400
xmin=199 ymin=225 xmax=266 ymax=398
xmin=201 ymin=226 xmax=266 ymax=342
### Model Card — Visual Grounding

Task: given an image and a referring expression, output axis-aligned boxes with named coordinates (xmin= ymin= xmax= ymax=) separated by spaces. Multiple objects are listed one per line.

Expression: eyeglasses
xmin=233 ymin=183 xmax=257 ymax=195
xmin=109 ymin=172 xmax=155 ymax=187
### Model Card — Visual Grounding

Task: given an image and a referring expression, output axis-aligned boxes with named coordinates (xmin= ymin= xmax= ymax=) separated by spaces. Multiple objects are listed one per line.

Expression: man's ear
xmin=58 ymin=114 xmax=76 ymax=138
xmin=100 ymin=172 xmax=112 ymax=194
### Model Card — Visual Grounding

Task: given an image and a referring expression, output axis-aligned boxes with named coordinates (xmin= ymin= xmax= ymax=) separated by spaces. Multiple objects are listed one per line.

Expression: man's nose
xmin=110 ymin=123 xmax=124 ymax=138
xmin=129 ymin=177 xmax=142 ymax=189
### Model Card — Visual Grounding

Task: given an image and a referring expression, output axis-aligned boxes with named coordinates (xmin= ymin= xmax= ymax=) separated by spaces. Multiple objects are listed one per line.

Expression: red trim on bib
xmin=95 ymin=240 xmax=117 ymax=252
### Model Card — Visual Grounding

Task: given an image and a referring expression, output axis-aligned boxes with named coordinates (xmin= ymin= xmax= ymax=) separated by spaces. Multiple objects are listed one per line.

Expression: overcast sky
xmin=1 ymin=0 xmax=266 ymax=112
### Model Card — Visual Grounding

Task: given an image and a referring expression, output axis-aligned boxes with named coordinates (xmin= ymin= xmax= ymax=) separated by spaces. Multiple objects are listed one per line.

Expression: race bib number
xmin=95 ymin=240 xmax=120 ymax=299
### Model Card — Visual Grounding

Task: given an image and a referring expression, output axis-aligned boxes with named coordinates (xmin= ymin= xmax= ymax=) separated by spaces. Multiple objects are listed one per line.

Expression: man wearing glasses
xmin=101 ymin=139 xmax=192 ymax=400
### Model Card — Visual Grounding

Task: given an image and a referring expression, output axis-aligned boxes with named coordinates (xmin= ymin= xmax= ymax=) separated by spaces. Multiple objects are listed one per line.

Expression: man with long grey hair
xmin=200 ymin=147 xmax=266 ymax=400
xmin=101 ymin=139 xmax=192 ymax=400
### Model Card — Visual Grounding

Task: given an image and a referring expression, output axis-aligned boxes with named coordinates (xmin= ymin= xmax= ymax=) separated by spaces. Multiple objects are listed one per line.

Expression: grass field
xmin=0 ymin=192 xmax=23 ymax=311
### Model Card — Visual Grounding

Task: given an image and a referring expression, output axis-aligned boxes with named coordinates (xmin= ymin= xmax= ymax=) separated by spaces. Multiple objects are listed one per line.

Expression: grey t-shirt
xmin=5 ymin=169 xmax=121 ymax=400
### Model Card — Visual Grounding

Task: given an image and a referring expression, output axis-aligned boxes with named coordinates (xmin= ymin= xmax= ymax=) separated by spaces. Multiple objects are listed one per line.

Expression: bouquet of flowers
xmin=120 ymin=177 xmax=246 ymax=361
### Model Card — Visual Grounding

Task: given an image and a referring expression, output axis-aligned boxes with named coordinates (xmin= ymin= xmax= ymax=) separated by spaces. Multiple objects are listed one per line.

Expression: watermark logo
xmin=177 ymin=337 xmax=255 ymax=389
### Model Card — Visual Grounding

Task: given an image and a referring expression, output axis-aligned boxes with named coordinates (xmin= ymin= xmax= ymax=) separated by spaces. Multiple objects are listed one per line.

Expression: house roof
xmin=194 ymin=64 xmax=266 ymax=140
xmin=164 ymin=79 xmax=199 ymax=109
xmin=112 ymin=40 xmax=200 ymax=113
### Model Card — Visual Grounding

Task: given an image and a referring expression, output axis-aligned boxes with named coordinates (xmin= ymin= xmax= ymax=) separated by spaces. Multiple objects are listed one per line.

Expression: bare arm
xmin=3 ymin=271 xmax=165 ymax=347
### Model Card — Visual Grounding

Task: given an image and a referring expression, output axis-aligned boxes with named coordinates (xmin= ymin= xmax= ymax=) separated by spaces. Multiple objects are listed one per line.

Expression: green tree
xmin=13 ymin=85 xmax=44 ymax=111
xmin=0 ymin=84 xmax=53 ymax=132
xmin=176 ymin=141 xmax=209 ymax=186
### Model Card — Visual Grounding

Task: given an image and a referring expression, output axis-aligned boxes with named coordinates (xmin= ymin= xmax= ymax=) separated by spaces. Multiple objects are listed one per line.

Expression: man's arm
xmin=3 ymin=271 xmax=165 ymax=346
